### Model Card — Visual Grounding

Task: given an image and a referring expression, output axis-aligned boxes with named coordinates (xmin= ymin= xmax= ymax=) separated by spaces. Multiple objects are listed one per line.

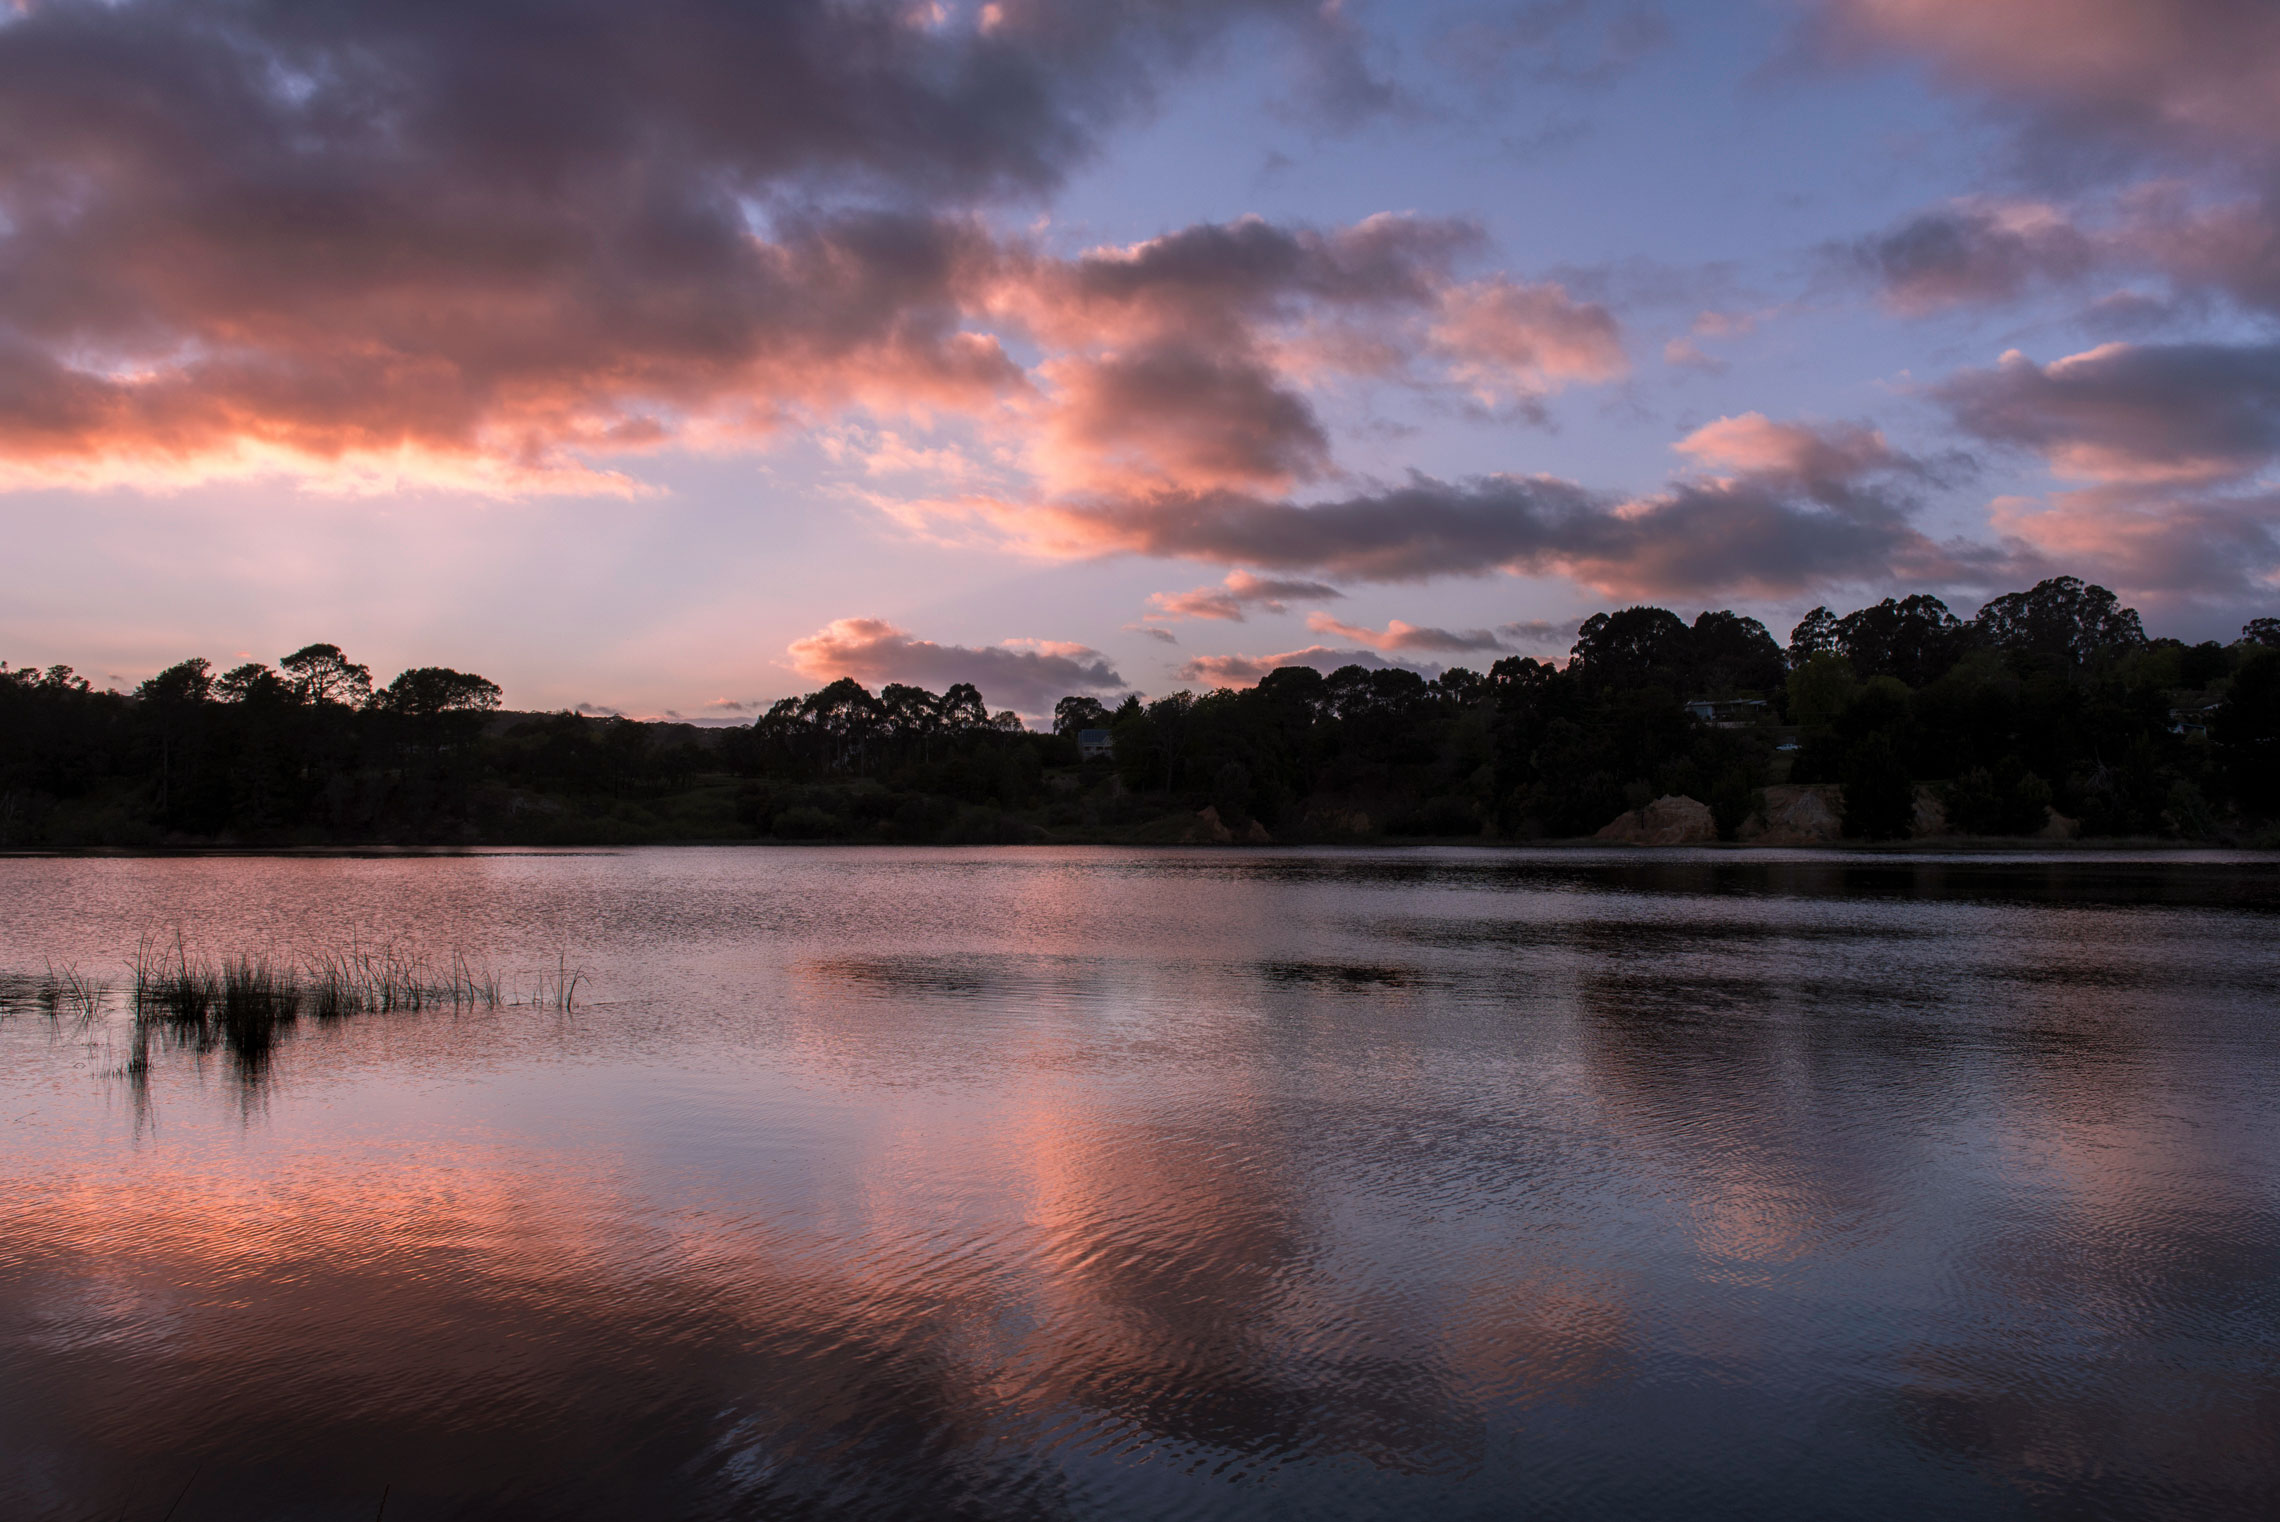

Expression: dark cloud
xmin=1044 ymin=347 xmax=1331 ymax=490
xmin=1811 ymin=3 xmax=2280 ymax=325
xmin=1496 ymin=618 xmax=1575 ymax=647
xmin=1936 ymin=341 xmax=2280 ymax=483
xmin=1305 ymin=613 xmax=1508 ymax=652
xmin=1022 ymin=415 xmax=1996 ymax=597
xmin=787 ymin=617 xmax=1124 ymax=714
xmin=1175 ymin=645 xmax=1435 ymax=687
xmin=1805 ymin=0 xmax=2280 ymax=174
xmin=1147 ymin=570 xmax=1345 ymax=621
xmin=0 ymin=0 xmax=1366 ymax=483
xmin=1934 ymin=339 xmax=2280 ymax=605
xmin=1846 ymin=201 xmax=2098 ymax=314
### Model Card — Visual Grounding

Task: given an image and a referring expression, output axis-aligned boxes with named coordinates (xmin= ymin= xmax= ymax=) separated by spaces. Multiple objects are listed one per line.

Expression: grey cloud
xmin=788 ymin=618 xmax=1124 ymax=714
xmin=1803 ymin=0 xmax=2280 ymax=175
xmin=1496 ymin=619 xmax=1575 ymax=647
xmin=1052 ymin=347 xmax=1331 ymax=488
xmin=1063 ymin=213 xmax=1484 ymax=320
xmin=0 ymin=0 xmax=1342 ymax=474
xmin=1045 ymin=423 xmax=1990 ymax=596
xmin=1148 ymin=570 xmax=1346 ymax=621
xmin=1845 ymin=203 xmax=2099 ymax=314
xmin=1936 ymin=341 xmax=2280 ymax=483
xmin=1175 ymin=645 xmax=1436 ymax=687
xmin=1305 ymin=613 xmax=1509 ymax=652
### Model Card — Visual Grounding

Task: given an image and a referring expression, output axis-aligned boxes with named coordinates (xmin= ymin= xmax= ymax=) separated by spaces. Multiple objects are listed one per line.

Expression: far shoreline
xmin=4 ymin=835 xmax=2273 ymax=859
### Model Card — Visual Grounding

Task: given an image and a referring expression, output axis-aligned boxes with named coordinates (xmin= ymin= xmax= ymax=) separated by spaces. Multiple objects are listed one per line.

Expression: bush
xmin=1841 ymin=734 xmax=1914 ymax=840
xmin=771 ymin=805 xmax=844 ymax=839
xmin=1388 ymin=795 xmax=1479 ymax=836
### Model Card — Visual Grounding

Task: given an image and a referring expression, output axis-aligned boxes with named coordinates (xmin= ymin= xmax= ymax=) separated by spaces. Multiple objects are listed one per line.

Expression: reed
xmin=15 ymin=930 xmax=584 ymax=1085
xmin=123 ymin=930 xmax=514 ymax=1074
xmin=0 ymin=965 xmax=106 ymax=1023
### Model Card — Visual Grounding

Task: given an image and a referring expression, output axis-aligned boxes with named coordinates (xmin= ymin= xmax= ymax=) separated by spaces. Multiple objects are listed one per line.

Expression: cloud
xmin=1807 ymin=1 xmax=2280 ymax=162
xmin=1174 ymin=645 xmax=1436 ymax=688
xmin=786 ymin=617 xmax=1124 ymax=713
xmin=1671 ymin=411 xmax=1908 ymax=479
xmin=1000 ymin=213 xmax=1563 ymax=495
xmin=1988 ymin=485 xmax=2280 ymax=600
xmin=0 ymin=0 xmax=1418 ymax=491
xmin=934 ymin=412 xmax=1998 ymax=599
xmin=1936 ymin=341 xmax=2280 ymax=483
xmin=1429 ymin=277 xmax=1627 ymax=404
xmin=1125 ymin=624 xmax=1181 ymax=644
xmin=1146 ymin=569 xmax=1345 ymax=621
xmin=1032 ymin=346 xmax=1331 ymax=492
xmin=1304 ymin=612 xmax=1509 ymax=652
xmin=1932 ymin=338 xmax=2280 ymax=604
xmin=1846 ymin=199 xmax=2100 ymax=314
xmin=1496 ymin=618 xmax=1575 ymax=647
xmin=1811 ymin=4 xmax=2280 ymax=324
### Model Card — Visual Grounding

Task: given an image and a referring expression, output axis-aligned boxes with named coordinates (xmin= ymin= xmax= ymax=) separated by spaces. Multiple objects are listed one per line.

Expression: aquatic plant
xmin=126 ymin=930 xmax=519 ymax=1076
xmin=0 ymin=964 xmax=106 ymax=1023
xmin=11 ymin=930 xmax=586 ymax=1086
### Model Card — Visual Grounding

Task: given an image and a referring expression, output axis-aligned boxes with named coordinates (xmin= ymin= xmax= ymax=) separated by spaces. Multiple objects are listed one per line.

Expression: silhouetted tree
xmin=1053 ymin=695 xmax=1111 ymax=736
xmin=1835 ymin=595 xmax=1969 ymax=687
xmin=375 ymin=667 xmax=502 ymax=716
xmin=1571 ymin=606 xmax=1691 ymax=692
xmin=281 ymin=643 xmax=374 ymax=706
xmin=1973 ymin=577 xmax=2146 ymax=673
xmin=1688 ymin=610 xmax=1784 ymax=693
xmin=215 ymin=662 xmax=294 ymax=704
xmin=1787 ymin=606 xmax=1841 ymax=668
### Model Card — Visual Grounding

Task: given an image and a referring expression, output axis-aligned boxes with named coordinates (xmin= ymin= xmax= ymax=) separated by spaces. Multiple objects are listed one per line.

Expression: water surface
xmin=3 ymin=847 xmax=2277 ymax=1520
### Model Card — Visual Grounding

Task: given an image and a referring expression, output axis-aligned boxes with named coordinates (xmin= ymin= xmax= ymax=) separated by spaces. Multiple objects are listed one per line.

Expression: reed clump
xmin=129 ymin=931 xmax=514 ymax=1072
xmin=0 ymin=963 xmax=106 ymax=1023
xmin=10 ymin=932 xmax=584 ymax=1084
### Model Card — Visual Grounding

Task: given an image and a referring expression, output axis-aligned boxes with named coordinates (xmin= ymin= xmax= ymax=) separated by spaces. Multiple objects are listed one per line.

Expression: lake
xmin=3 ymin=847 xmax=2277 ymax=1520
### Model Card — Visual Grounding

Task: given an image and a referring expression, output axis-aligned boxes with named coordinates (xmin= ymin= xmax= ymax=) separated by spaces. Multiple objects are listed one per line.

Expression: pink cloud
xmin=1304 ymin=612 xmax=1508 ymax=652
xmin=1936 ymin=342 xmax=2280 ymax=484
xmin=1811 ymin=1 xmax=2280 ymax=156
xmin=1674 ymin=413 xmax=1905 ymax=481
xmin=786 ymin=617 xmax=1123 ymax=713
xmin=907 ymin=408 xmax=1994 ymax=601
xmin=1174 ymin=645 xmax=1435 ymax=688
xmin=1430 ymin=277 xmax=1627 ymax=403
xmin=1146 ymin=570 xmax=1345 ymax=621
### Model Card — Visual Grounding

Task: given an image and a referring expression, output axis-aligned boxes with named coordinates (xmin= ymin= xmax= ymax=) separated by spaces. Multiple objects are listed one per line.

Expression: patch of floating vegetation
xmin=3 ymin=933 xmax=587 ymax=1082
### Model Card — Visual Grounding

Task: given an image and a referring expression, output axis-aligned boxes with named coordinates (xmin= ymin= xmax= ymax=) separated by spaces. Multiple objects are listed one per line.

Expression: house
xmin=1684 ymin=698 xmax=1769 ymax=729
xmin=2169 ymin=702 xmax=2222 ymax=737
xmin=1077 ymin=728 xmax=1114 ymax=761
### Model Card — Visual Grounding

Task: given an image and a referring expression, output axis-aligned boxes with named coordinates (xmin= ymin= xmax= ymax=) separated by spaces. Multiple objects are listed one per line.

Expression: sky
xmin=1 ymin=0 xmax=2276 ymax=720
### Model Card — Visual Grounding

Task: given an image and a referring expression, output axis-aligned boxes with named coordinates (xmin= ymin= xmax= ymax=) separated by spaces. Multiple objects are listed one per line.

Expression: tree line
xmin=1074 ymin=577 xmax=2277 ymax=842
xmin=2 ymin=576 xmax=2275 ymax=846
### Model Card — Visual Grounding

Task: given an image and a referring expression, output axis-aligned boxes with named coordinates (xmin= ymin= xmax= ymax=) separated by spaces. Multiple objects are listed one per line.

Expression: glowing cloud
xmin=1147 ymin=570 xmax=1346 ymax=622
xmin=1304 ymin=613 xmax=1509 ymax=652
xmin=1174 ymin=645 xmax=1435 ymax=687
xmin=786 ymin=618 xmax=1124 ymax=713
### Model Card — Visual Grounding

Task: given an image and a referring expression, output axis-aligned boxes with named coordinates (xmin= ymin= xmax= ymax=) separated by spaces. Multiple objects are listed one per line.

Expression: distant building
xmin=2169 ymin=703 xmax=2222 ymax=737
xmin=1077 ymin=728 xmax=1114 ymax=761
xmin=1685 ymin=698 xmax=1769 ymax=728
